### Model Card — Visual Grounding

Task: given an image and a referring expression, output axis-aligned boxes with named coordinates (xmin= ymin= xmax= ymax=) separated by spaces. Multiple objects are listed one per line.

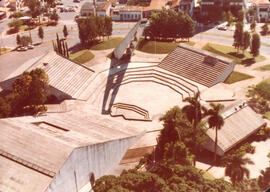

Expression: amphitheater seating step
xmin=158 ymin=45 xmax=234 ymax=87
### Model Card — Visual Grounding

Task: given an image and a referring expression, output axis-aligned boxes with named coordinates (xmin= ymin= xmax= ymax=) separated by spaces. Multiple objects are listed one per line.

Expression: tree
xmin=96 ymin=16 xmax=105 ymax=40
xmin=225 ymin=154 xmax=254 ymax=186
xmin=258 ymin=166 xmax=270 ymax=190
xmin=20 ymin=36 xmax=32 ymax=46
xmin=0 ymin=97 xmax=11 ymax=118
xmin=10 ymin=68 xmax=49 ymax=115
xmin=104 ymin=16 xmax=112 ymax=39
xmin=222 ymin=11 xmax=233 ymax=26
xmin=241 ymin=31 xmax=250 ymax=53
xmin=50 ymin=10 xmax=59 ymax=24
xmin=45 ymin=0 xmax=56 ymax=7
xmin=24 ymin=0 xmax=42 ymax=19
xmin=38 ymin=26 xmax=44 ymax=42
xmin=155 ymin=106 xmax=207 ymax=166
xmin=182 ymin=92 xmax=207 ymax=165
xmin=236 ymin=10 xmax=244 ymax=22
xmin=16 ymin=34 xmax=21 ymax=46
xmin=163 ymin=141 xmax=194 ymax=166
xmin=207 ymin=103 xmax=225 ymax=164
xmin=261 ymin=23 xmax=268 ymax=36
xmin=77 ymin=16 xmax=98 ymax=45
xmin=233 ymin=22 xmax=243 ymax=52
xmin=8 ymin=19 xmax=23 ymax=32
xmin=250 ymin=33 xmax=260 ymax=58
xmin=250 ymin=18 xmax=256 ymax=32
xmin=181 ymin=14 xmax=195 ymax=41
xmin=63 ymin=25 xmax=68 ymax=39
xmin=148 ymin=9 xmax=194 ymax=41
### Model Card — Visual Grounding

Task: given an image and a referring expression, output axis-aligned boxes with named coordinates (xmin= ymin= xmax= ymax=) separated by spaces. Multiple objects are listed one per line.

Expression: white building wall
xmin=256 ymin=6 xmax=270 ymax=22
xmin=112 ymin=11 xmax=120 ymax=20
xmin=119 ymin=11 xmax=142 ymax=21
xmin=97 ymin=10 xmax=106 ymax=17
xmin=0 ymin=0 xmax=9 ymax=7
xmin=45 ymin=132 xmax=145 ymax=192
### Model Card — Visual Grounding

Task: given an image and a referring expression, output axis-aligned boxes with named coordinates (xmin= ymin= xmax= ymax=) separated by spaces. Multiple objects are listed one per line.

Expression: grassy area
xmin=255 ymin=77 xmax=270 ymax=100
xmin=90 ymin=37 xmax=123 ymax=50
xmin=224 ymin=71 xmax=254 ymax=84
xmin=0 ymin=47 xmax=11 ymax=56
xmin=69 ymin=49 xmax=94 ymax=64
xmin=263 ymin=111 xmax=270 ymax=121
xmin=200 ymin=170 xmax=215 ymax=180
xmin=202 ymin=43 xmax=266 ymax=65
xmin=182 ymin=41 xmax=195 ymax=46
xmin=255 ymin=64 xmax=270 ymax=71
xmin=202 ymin=32 xmax=233 ymax=38
xmin=136 ymin=39 xmax=179 ymax=54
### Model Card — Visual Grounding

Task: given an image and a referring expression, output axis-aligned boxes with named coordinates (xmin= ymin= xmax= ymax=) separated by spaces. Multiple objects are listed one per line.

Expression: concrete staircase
xmin=88 ymin=65 xmax=200 ymax=109
xmin=110 ymin=102 xmax=151 ymax=121
xmin=159 ymin=46 xmax=231 ymax=87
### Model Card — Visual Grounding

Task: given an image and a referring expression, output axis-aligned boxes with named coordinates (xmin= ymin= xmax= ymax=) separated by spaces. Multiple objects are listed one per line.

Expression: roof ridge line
xmin=0 ymin=149 xmax=55 ymax=178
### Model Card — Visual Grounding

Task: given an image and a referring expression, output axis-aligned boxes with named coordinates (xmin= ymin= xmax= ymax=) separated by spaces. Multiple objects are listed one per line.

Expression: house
xmin=114 ymin=6 xmax=143 ymax=21
xmin=0 ymin=108 xmax=145 ymax=192
xmin=96 ymin=0 xmax=112 ymax=17
xmin=170 ymin=0 xmax=196 ymax=17
xmin=250 ymin=0 xmax=270 ymax=22
xmin=80 ymin=2 xmax=95 ymax=16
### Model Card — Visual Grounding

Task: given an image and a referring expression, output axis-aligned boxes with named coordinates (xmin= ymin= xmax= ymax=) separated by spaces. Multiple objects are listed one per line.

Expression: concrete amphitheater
xmin=0 ymin=41 xmax=266 ymax=192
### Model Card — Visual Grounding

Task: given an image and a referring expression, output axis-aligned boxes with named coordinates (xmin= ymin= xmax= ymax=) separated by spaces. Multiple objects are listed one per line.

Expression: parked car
xmin=217 ymin=25 xmax=227 ymax=31
xmin=56 ymin=1 xmax=63 ymax=5
xmin=27 ymin=45 xmax=34 ymax=49
xmin=73 ymin=0 xmax=80 ymax=3
xmin=67 ymin=6 xmax=76 ymax=12
xmin=17 ymin=46 xmax=28 ymax=51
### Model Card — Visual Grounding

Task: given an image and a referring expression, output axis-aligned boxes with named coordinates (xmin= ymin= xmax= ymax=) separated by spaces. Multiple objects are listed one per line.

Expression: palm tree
xmin=225 ymin=155 xmax=254 ymax=186
xmin=207 ymin=103 xmax=225 ymax=164
xmin=182 ymin=92 xmax=206 ymax=165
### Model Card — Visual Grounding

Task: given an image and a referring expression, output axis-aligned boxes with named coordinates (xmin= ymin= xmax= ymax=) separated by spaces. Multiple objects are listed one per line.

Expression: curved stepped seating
xmin=89 ymin=65 xmax=200 ymax=107
xmin=110 ymin=103 xmax=151 ymax=121
xmin=159 ymin=46 xmax=232 ymax=87
xmin=125 ymin=66 xmax=199 ymax=95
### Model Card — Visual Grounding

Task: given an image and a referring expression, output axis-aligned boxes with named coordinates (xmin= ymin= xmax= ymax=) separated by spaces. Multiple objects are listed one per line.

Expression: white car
xmin=17 ymin=46 xmax=28 ymax=51
xmin=27 ymin=45 xmax=34 ymax=49
xmin=217 ymin=25 xmax=227 ymax=31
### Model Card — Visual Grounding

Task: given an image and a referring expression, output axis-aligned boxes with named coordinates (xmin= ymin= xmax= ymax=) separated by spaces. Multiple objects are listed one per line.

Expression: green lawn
xmin=202 ymin=43 xmax=266 ymax=65
xmin=69 ymin=49 xmax=95 ymax=64
xmin=0 ymin=48 xmax=11 ymax=56
xmin=199 ymin=169 xmax=215 ymax=180
xmin=255 ymin=64 xmax=270 ymax=71
xmin=224 ymin=71 xmax=254 ymax=84
xmin=182 ymin=41 xmax=195 ymax=46
xmin=263 ymin=111 xmax=270 ymax=121
xmin=136 ymin=39 xmax=179 ymax=54
xmin=255 ymin=77 xmax=270 ymax=100
xmin=90 ymin=37 xmax=123 ymax=50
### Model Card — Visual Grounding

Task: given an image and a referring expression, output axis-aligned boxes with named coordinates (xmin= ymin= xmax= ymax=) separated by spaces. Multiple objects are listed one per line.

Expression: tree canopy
xmin=146 ymin=8 xmax=194 ymax=41
xmin=0 ymin=68 xmax=49 ymax=117
xmin=250 ymin=33 xmax=260 ymax=58
xmin=233 ymin=22 xmax=243 ymax=51
xmin=77 ymin=16 xmax=113 ymax=45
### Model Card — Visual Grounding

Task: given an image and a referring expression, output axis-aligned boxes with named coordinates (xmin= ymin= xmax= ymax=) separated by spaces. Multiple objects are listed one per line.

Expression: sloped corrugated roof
xmin=159 ymin=45 xmax=234 ymax=87
xmin=0 ymin=51 xmax=95 ymax=99
xmin=0 ymin=108 xmax=145 ymax=192
xmin=206 ymin=106 xmax=266 ymax=153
